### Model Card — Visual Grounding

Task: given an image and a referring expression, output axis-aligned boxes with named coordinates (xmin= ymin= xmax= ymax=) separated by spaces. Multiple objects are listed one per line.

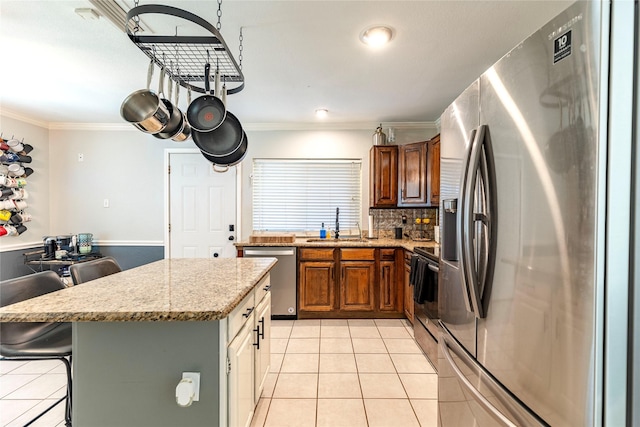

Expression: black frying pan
xmin=186 ymin=63 xmax=226 ymax=132
xmin=200 ymin=131 xmax=248 ymax=170
xmin=192 ymin=111 xmax=244 ymax=157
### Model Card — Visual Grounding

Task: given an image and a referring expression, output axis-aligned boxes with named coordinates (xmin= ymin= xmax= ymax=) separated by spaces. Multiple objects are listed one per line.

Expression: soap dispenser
xmin=320 ymin=223 xmax=327 ymax=239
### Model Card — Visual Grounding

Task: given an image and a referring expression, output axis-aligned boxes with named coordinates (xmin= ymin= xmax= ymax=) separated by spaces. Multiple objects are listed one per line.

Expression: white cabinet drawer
xmin=228 ymin=290 xmax=256 ymax=341
xmin=254 ymin=275 xmax=271 ymax=305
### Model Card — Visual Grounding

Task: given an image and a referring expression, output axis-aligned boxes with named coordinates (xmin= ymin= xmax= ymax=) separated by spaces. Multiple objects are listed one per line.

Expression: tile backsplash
xmin=369 ymin=208 xmax=438 ymax=240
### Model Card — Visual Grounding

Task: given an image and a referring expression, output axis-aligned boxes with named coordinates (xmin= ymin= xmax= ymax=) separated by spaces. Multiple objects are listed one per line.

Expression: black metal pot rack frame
xmin=126 ymin=4 xmax=244 ymax=95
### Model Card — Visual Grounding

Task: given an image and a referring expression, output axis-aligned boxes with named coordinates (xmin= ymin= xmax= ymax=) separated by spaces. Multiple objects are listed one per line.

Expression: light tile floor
xmin=0 ymin=318 xmax=437 ymax=427
xmin=252 ymin=318 xmax=438 ymax=427
xmin=0 ymin=359 xmax=68 ymax=426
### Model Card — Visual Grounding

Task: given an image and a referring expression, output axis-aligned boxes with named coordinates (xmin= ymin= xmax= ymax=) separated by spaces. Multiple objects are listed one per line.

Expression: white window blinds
xmin=252 ymin=159 xmax=362 ymax=233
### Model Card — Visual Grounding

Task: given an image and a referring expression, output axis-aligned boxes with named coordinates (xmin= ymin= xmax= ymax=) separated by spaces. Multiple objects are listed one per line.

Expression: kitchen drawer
xmin=340 ymin=248 xmax=375 ymax=261
xmin=228 ymin=290 xmax=255 ymax=341
xmin=254 ymin=275 xmax=271 ymax=305
xmin=299 ymin=248 xmax=334 ymax=260
xmin=380 ymin=248 xmax=396 ymax=261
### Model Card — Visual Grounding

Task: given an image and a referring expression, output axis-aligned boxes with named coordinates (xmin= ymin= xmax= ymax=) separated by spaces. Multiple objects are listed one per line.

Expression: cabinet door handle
xmin=259 ymin=317 xmax=265 ymax=339
xmin=253 ymin=326 xmax=260 ymax=349
xmin=242 ymin=307 xmax=255 ymax=318
xmin=331 ymin=267 xmax=334 ymax=280
xmin=263 ymin=284 xmax=271 ymax=291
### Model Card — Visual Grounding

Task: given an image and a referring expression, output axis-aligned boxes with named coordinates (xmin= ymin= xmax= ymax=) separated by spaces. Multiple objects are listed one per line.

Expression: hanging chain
xmin=216 ymin=0 xmax=222 ymax=31
xmin=132 ymin=0 xmax=140 ymax=34
xmin=238 ymin=27 xmax=243 ymax=70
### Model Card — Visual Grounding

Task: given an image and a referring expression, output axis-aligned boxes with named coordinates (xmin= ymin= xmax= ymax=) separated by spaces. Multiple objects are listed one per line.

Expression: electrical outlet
xmin=78 ymin=153 xmax=84 ymax=162
xmin=182 ymin=372 xmax=200 ymax=401
xmin=103 ymin=199 xmax=109 ymax=208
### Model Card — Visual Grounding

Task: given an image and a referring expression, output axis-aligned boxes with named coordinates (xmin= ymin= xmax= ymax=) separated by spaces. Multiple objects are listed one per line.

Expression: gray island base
xmin=0 ymin=258 xmax=277 ymax=427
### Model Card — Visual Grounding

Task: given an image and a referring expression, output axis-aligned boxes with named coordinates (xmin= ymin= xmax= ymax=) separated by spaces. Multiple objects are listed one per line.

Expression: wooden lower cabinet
xmin=379 ymin=260 xmax=400 ymax=312
xmin=404 ymin=251 xmax=414 ymax=323
xmin=298 ymin=247 xmax=404 ymax=318
xmin=340 ymin=261 xmax=375 ymax=311
xmin=299 ymin=261 xmax=335 ymax=312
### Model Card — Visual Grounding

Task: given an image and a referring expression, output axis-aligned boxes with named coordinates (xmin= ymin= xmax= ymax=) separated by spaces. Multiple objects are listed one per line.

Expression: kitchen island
xmin=0 ymin=258 xmax=277 ymax=427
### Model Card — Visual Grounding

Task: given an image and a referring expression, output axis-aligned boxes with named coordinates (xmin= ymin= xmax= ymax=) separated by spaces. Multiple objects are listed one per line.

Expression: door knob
xmin=228 ymin=236 xmax=235 ymax=241
xmin=213 ymin=252 xmax=219 ymax=258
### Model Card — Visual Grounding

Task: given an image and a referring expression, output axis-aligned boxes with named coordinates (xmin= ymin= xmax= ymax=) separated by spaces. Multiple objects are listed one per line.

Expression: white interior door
xmin=168 ymin=152 xmax=237 ymax=258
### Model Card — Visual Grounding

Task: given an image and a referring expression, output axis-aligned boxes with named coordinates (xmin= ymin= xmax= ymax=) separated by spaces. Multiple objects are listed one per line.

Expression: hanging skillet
xmin=192 ymin=110 xmax=244 ymax=157
xmin=186 ymin=63 xmax=226 ymax=132
xmin=200 ymin=131 xmax=248 ymax=172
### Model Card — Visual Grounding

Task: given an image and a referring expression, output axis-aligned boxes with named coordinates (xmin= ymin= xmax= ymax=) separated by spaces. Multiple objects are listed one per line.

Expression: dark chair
xmin=0 ymin=271 xmax=72 ymax=427
xmin=69 ymin=256 xmax=122 ymax=285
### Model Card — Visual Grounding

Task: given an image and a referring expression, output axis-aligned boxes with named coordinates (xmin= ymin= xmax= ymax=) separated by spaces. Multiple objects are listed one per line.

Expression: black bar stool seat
xmin=1 ymin=270 xmax=73 ymax=426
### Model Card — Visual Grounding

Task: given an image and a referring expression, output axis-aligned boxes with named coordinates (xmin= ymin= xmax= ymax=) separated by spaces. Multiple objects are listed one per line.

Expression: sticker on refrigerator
xmin=553 ymin=30 xmax=572 ymax=63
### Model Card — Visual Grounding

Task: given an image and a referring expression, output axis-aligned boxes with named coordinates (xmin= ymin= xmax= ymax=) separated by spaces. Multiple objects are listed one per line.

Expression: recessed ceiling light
xmin=315 ymin=109 xmax=328 ymax=119
xmin=360 ymin=26 xmax=394 ymax=48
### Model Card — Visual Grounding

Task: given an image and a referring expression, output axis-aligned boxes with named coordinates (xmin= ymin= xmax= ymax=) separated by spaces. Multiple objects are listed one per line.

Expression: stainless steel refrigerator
xmin=437 ymin=2 xmax=634 ymax=426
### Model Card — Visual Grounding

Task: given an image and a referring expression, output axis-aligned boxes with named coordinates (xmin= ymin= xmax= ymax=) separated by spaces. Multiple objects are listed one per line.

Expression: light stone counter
xmin=235 ymin=237 xmax=438 ymax=252
xmin=0 ymin=258 xmax=277 ymax=322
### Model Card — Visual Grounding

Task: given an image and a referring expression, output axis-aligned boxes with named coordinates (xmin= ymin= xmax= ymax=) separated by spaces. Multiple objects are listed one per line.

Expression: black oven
xmin=411 ymin=246 xmax=440 ymax=371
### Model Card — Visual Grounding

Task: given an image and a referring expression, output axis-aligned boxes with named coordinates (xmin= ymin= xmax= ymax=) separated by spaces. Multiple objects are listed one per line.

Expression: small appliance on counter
xmin=43 ymin=236 xmax=56 ymax=259
xmin=42 ymin=233 xmax=95 ymax=259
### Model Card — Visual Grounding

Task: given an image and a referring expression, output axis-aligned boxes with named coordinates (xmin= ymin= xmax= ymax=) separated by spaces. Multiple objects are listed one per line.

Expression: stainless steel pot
xmin=120 ymin=61 xmax=170 ymax=134
xmin=154 ymin=74 xmax=183 ymax=140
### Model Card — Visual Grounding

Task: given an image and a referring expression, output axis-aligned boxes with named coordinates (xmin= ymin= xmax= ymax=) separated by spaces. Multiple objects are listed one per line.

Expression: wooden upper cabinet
xmin=399 ymin=141 xmax=428 ymax=206
xmin=429 ymin=134 xmax=440 ymax=207
xmin=369 ymin=145 xmax=398 ymax=207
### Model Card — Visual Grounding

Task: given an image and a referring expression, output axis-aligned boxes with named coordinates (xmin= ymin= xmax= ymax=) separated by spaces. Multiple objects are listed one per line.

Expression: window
xmin=252 ymin=159 xmax=362 ymax=234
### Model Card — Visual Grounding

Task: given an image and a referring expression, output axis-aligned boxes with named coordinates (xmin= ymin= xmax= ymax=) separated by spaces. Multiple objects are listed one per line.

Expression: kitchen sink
xmin=306 ymin=237 xmax=367 ymax=242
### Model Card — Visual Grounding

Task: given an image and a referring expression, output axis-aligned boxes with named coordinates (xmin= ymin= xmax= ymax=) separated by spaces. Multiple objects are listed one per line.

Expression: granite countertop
xmin=235 ymin=237 xmax=438 ymax=252
xmin=0 ymin=258 xmax=277 ymax=322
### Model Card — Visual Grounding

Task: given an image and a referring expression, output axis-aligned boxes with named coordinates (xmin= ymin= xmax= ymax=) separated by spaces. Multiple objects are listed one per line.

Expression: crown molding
xmin=242 ymin=121 xmax=437 ymax=132
xmin=0 ymin=110 xmax=49 ymax=129
xmin=1 ymin=110 xmax=438 ymax=132
xmin=48 ymin=122 xmax=134 ymax=131
xmin=50 ymin=121 xmax=437 ymax=132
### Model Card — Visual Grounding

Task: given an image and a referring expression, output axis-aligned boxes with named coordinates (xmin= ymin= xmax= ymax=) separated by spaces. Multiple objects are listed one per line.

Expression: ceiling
xmin=0 ymin=0 xmax=573 ymax=127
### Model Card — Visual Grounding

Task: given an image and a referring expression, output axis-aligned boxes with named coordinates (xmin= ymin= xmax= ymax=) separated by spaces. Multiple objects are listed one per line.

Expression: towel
xmin=411 ymin=255 xmax=436 ymax=303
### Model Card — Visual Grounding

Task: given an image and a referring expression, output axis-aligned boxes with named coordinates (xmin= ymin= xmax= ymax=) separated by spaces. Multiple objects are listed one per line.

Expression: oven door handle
xmin=427 ymin=264 xmax=439 ymax=273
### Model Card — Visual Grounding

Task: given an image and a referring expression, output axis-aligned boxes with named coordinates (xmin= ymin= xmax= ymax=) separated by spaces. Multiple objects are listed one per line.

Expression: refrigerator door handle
xmin=461 ymin=125 xmax=486 ymax=317
xmin=457 ymin=128 xmax=477 ymax=313
xmin=476 ymin=126 xmax=498 ymax=317
xmin=461 ymin=124 xmax=498 ymax=319
xmin=440 ymin=335 xmax=518 ymax=427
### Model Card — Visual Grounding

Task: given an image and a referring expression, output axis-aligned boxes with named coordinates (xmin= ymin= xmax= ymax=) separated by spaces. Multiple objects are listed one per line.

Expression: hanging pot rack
xmin=126 ymin=4 xmax=244 ymax=95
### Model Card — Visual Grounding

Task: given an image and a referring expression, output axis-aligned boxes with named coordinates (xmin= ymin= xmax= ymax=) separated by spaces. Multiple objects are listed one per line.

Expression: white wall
xmin=3 ymin=116 xmax=436 ymax=246
xmin=48 ymin=126 xmax=176 ymax=244
xmin=240 ymin=125 xmax=437 ymax=239
xmin=0 ymin=114 xmax=50 ymax=250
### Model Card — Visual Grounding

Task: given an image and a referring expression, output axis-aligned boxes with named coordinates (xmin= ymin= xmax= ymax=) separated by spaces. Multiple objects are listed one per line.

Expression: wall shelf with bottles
xmin=0 ymin=136 xmax=33 ymax=237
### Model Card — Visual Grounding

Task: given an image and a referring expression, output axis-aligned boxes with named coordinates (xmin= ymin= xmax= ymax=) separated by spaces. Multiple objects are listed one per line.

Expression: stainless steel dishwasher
xmin=242 ymin=247 xmax=297 ymax=319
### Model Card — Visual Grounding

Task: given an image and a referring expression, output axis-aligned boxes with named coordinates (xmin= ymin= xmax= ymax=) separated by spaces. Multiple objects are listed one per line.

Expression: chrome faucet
xmin=334 ymin=207 xmax=340 ymax=239
xmin=356 ymin=221 xmax=362 ymax=239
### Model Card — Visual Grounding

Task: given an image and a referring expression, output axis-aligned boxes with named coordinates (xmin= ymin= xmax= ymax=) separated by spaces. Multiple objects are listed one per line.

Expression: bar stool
xmin=69 ymin=256 xmax=122 ymax=285
xmin=0 ymin=271 xmax=73 ymax=426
